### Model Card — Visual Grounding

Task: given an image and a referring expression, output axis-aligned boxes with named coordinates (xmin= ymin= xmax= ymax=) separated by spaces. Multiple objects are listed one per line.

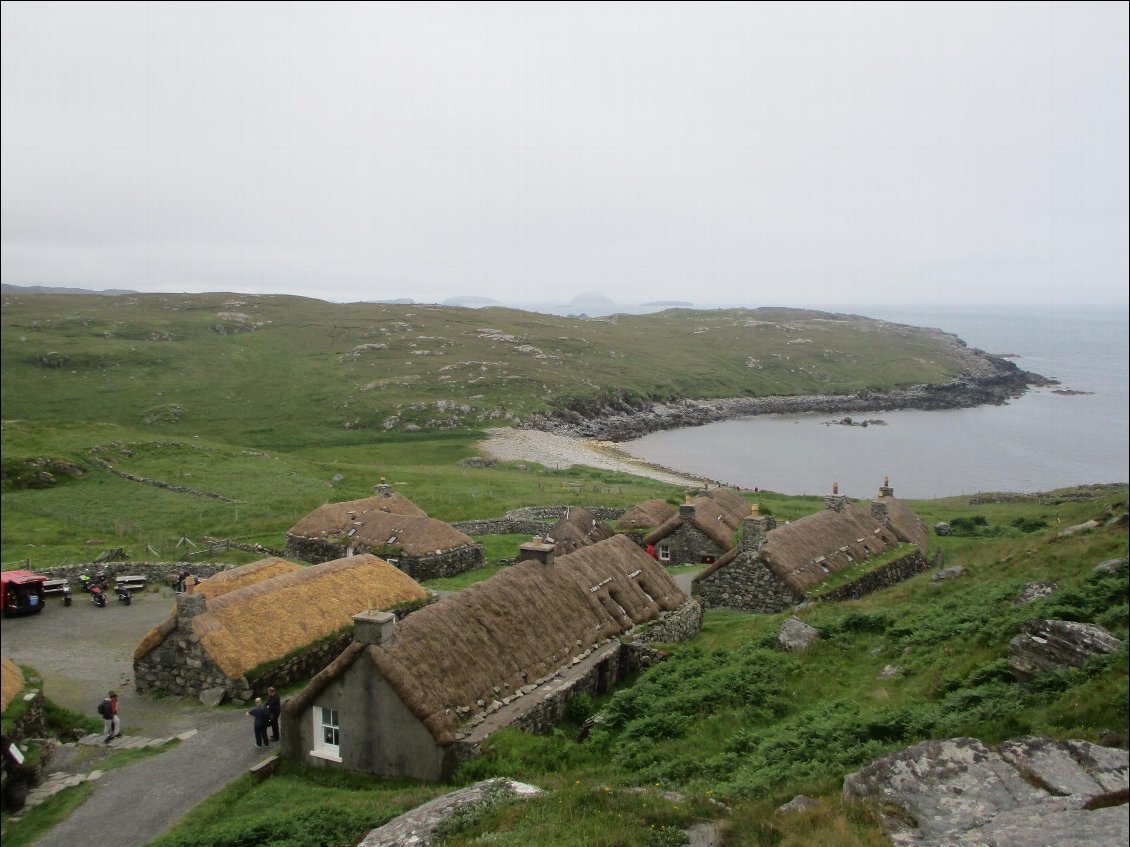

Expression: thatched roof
xmin=884 ymin=498 xmax=929 ymax=551
xmin=548 ymin=507 xmax=615 ymax=555
xmin=618 ymin=499 xmax=678 ymax=531
xmin=325 ymin=512 xmax=476 ymax=556
xmin=134 ymin=558 xmax=303 ymax=660
xmin=644 ymin=488 xmax=748 ymax=550
xmin=287 ymin=492 xmax=427 ymax=539
xmin=290 ymin=535 xmax=685 ymax=744
xmin=1 ymin=655 xmax=24 ymax=713
xmin=137 ymin=555 xmax=427 ymax=678
xmin=760 ymin=505 xmax=901 ymax=594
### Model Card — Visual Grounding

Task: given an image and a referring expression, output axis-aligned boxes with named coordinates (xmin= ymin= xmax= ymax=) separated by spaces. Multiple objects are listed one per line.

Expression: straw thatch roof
xmin=644 ymin=488 xmax=748 ymax=550
xmin=290 ymin=535 xmax=685 ymax=744
xmin=760 ymin=505 xmax=901 ymax=594
xmin=134 ymin=558 xmax=303 ymax=660
xmin=548 ymin=507 xmax=615 ymax=555
xmin=884 ymin=498 xmax=929 ymax=551
xmin=287 ymin=493 xmax=427 ymax=540
xmin=136 ymin=555 xmax=427 ymax=678
xmin=618 ymin=499 xmax=677 ymax=530
xmin=325 ymin=512 xmax=476 ymax=556
xmin=1 ymin=655 xmax=24 ymax=713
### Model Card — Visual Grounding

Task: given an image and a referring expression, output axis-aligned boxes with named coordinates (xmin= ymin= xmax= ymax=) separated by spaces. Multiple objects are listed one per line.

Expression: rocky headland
xmin=530 ymin=350 xmax=1051 ymax=441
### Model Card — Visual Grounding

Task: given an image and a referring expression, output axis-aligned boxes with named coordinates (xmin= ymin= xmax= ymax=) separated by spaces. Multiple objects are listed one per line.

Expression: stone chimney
xmin=740 ymin=503 xmax=776 ymax=553
xmin=176 ymin=592 xmax=206 ymax=629
xmin=352 ymin=610 xmax=396 ymax=646
xmin=825 ymin=482 xmax=848 ymax=513
xmin=518 ymin=538 xmax=555 ymax=566
xmin=679 ymin=493 xmax=696 ymax=520
xmin=871 ymin=494 xmax=891 ymax=526
xmin=879 ymin=475 xmax=894 ymax=499
xmin=374 ymin=476 xmax=392 ymax=497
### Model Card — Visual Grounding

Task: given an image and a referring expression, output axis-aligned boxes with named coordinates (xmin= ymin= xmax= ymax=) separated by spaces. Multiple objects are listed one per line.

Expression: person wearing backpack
xmin=98 ymin=691 xmax=120 ymax=743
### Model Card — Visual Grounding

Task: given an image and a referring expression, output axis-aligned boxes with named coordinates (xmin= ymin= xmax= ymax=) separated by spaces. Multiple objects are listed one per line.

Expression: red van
xmin=0 ymin=570 xmax=47 ymax=615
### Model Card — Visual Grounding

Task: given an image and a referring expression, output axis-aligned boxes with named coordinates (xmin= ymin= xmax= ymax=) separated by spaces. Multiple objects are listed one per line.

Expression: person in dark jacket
xmin=265 ymin=687 xmax=281 ymax=742
xmin=247 ymin=697 xmax=270 ymax=748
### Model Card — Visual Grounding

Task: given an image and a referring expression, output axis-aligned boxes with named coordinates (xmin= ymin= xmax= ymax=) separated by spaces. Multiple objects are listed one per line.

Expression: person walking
xmin=265 ymin=687 xmax=281 ymax=743
xmin=247 ymin=697 xmax=270 ymax=748
xmin=99 ymin=691 xmax=121 ymax=743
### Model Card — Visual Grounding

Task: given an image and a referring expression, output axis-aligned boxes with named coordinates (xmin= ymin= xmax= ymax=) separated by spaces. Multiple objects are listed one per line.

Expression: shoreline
xmin=526 ymin=353 xmax=1051 ymax=441
xmin=476 ymin=428 xmax=711 ymax=488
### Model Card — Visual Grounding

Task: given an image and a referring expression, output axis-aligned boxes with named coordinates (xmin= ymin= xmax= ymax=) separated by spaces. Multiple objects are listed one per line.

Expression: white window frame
xmin=310 ymin=705 xmax=342 ymax=762
xmin=658 ymin=544 xmax=671 ymax=562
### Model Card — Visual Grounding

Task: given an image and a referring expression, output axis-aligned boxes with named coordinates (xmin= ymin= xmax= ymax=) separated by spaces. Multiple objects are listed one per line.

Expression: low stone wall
xmin=36 ymin=561 xmax=238 ymax=586
xmin=693 ymin=557 xmax=802 ymax=614
xmin=3 ymin=688 xmax=47 ymax=742
xmin=248 ymin=631 xmax=356 ymax=700
xmin=449 ymin=518 xmax=551 ymax=537
xmin=817 ymin=552 xmax=929 ymax=602
xmin=623 ymin=599 xmax=704 ymax=644
xmin=397 ymin=545 xmax=485 ymax=581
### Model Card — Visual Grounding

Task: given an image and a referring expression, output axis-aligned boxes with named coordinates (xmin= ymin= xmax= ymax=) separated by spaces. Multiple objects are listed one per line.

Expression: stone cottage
xmin=133 ymin=555 xmax=429 ymax=702
xmin=282 ymin=534 xmax=703 ymax=780
xmin=644 ymin=488 xmax=749 ymax=565
xmin=693 ymin=482 xmax=929 ymax=613
xmin=285 ymin=481 xmax=484 ymax=580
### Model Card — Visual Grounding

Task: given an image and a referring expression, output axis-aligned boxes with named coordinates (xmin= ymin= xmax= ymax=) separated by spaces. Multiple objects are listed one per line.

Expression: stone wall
xmin=36 ymin=561 xmax=238 ymax=586
xmin=451 ymin=505 xmax=626 ymax=539
xmin=284 ymin=537 xmax=484 ymax=580
xmin=655 ymin=522 xmax=728 ymax=566
xmin=693 ymin=556 xmax=802 ymax=614
xmin=623 ymin=599 xmax=704 ymax=645
xmin=816 ymin=552 xmax=929 ymax=602
xmin=2 ymin=688 xmax=47 ymax=742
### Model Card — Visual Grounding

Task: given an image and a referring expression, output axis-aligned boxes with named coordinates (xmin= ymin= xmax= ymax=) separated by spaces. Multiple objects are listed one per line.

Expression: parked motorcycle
xmin=90 ymin=585 xmax=106 ymax=608
xmin=62 ymin=584 xmax=73 ymax=606
xmin=115 ymin=585 xmax=132 ymax=605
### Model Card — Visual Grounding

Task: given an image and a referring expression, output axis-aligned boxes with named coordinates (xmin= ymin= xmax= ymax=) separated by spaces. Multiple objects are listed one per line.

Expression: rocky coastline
xmin=530 ymin=352 xmax=1052 ymax=442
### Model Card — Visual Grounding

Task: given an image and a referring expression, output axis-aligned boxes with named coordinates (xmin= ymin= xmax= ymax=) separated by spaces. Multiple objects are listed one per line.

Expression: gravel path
xmin=1 ymin=587 xmax=269 ymax=847
xmin=477 ymin=427 xmax=707 ymax=488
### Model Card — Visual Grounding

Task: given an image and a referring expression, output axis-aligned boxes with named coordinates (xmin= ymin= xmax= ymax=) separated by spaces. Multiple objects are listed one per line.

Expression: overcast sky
xmin=2 ymin=1 xmax=1127 ymax=307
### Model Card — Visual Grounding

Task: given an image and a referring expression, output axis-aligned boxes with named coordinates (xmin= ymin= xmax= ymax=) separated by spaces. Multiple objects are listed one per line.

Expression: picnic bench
xmin=115 ymin=575 xmax=146 ymax=591
xmin=42 ymin=578 xmax=69 ymax=595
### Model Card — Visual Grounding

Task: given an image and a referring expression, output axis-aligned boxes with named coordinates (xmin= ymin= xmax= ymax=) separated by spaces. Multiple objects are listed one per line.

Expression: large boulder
xmin=843 ymin=736 xmax=1129 ymax=847
xmin=358 ymin=778 xmax=541 ymax=847
xmin=777 ymin=616 xmax=820 ymax=653
xmin=1008 ymin=619 xmax=1122 ymax=680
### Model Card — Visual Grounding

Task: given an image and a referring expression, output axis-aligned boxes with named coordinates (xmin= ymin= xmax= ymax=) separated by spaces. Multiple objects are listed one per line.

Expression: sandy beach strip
xmin=476 ymin=427 xmax=707 ymax=488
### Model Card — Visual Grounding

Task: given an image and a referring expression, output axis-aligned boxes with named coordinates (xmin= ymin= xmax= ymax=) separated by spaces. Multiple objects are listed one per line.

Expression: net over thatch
xmin=287 ymin=493 xmax=427 ymax=540
xmin=618 ymin=499 xmax=678 ymax=530
xmin=884 ymin=498 xmax=929 ymax=551
xmin=134 ymin=558 xmax=304 ymax=660
xmin=368 ymin=534 xmax=685 ymax=744
xmin=1 ymin=654 xmax=24 ymax=713
xmin=331 ymin=512 xmax=476 ymax=556
xmin=548 ymin=507 xmax=615 ymax=555
xmin=760 ymin=505 xmax=901 ymax=594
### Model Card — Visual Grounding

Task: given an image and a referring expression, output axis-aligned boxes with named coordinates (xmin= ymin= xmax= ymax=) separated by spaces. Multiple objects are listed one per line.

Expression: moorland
xmin=1 ymin=290 xmax=1126 ymax=847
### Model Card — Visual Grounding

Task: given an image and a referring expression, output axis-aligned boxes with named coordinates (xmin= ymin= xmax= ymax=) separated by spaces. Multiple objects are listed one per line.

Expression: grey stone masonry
xmin=656 ymin=519 xmax=730 ymax=566
xmin=694 ymin=556 xmax=802 ymax=613
xmin=740 ymin=514 xmax=777 ymax=554
xmin=285 ymin=537 xmax=484 ymax=581
xmin=816 ymin=552 xmax=929 ymax=602
xmin=622 ymin=599 xmax=704 ymax=645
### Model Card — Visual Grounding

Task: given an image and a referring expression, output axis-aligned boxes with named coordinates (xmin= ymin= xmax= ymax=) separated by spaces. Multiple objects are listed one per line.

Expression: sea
xmin=617 ymin=305 xmax=1129 ymax=499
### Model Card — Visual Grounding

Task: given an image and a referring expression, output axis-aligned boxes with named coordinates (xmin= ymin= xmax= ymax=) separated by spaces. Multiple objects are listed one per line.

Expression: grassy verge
xmin=0 ymin=783 xmax=95 ymax=847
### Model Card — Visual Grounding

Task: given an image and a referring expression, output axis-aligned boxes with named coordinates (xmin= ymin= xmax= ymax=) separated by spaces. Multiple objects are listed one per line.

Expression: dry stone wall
xmin=285 ymin=537 xmax=484 ymax=581
xmin=694 ymin=557 xmax=802 ymax=613
xmin=655 ymin=522 xmax=727 ymax=566
xmin=816 ymin=551 xmax=929 ymax=601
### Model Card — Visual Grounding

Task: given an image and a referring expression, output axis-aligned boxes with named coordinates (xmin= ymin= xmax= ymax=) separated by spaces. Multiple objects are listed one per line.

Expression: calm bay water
xmin=621 ymin=305 xmax=1129 ymax=498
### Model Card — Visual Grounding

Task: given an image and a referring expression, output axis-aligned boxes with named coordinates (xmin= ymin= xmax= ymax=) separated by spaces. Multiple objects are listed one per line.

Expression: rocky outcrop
xmin=843 ymin=736 xmax=1129 ymax=847
xmin=777 ymin=616 xmax=820 ymax=653
xmin=532 ymin=353 xmax=1050 ymax=440
xmin=1008 ymin=620 xmax=1123 ymax=680
xmin=358 ymin=778 xmax=542 ymax=847
xmin=1015 ymin=582 xmax=1057 ymax=605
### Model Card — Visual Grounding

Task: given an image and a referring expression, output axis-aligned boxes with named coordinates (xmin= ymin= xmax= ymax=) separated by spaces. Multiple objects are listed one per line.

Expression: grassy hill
xmin=2 ymin=291 xmax=982 ymax=448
